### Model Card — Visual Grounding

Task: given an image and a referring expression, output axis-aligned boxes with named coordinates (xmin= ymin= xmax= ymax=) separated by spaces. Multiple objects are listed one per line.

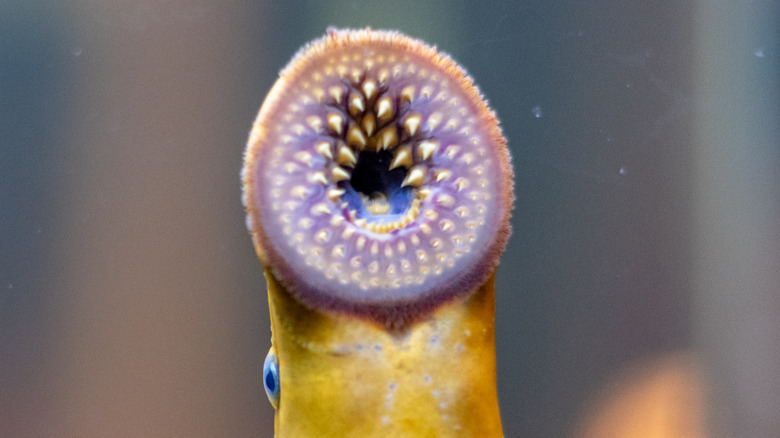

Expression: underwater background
xmin=1 ymin=1 xmax=778 ymax=437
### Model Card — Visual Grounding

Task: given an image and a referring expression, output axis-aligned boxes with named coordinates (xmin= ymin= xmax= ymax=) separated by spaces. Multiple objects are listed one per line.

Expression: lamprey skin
xmin=243 ymin=28 xmax=513 ymax=328
xmin=243 ymin=28 xmax=512 ymax=437
xmin=265 ymin=269 xmax=503 ymax=437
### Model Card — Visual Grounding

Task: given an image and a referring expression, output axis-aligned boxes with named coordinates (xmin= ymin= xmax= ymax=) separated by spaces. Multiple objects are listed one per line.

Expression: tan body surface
xmin=243 ymin=29 xmax=513 ymax=437
xmin=266 ymin=269 xmax=504 ymax=438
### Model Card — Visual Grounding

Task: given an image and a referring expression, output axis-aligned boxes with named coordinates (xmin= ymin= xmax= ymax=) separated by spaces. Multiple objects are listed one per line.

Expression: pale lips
xmin=243 ymin=29 xmax=512 ymax=311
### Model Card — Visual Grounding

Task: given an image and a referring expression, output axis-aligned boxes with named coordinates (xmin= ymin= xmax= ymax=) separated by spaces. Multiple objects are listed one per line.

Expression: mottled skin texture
xmin=243 ymin=29 xmax=512 ymax=437
xmin=266 ymin=270 xmax=502 ymax=437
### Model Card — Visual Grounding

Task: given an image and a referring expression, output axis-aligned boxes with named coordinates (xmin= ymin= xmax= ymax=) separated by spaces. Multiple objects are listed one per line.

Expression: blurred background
xmin=1 ymin=1 xmax=777 ymax=437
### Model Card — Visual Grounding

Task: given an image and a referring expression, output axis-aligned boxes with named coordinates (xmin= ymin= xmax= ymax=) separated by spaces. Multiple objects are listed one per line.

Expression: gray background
xmin=2 ymin=1 xmax=777 ymax=437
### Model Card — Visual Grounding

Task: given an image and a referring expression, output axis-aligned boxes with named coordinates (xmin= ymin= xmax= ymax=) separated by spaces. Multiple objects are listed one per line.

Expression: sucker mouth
xmin=286 ymin=68 xmax=482 ymax=245
xmin=242 ymin=29 xmax=513 ymax=314
xmin=315 ymin=75 xmax=441 ymax=236
xmin=359 ymin=192 xmax=391 ymax=216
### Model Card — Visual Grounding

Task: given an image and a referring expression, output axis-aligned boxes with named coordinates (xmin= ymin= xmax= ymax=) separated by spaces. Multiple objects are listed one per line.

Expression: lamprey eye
xmin=242 ymin=28 xmax=513 ymax=326
xmin=263 ymin=347 xmax=280 ymax=409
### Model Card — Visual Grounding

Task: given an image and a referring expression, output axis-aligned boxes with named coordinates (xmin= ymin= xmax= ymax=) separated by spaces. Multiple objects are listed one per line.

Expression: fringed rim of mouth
xmin=242 ymin=28 xmax=514 ymax=328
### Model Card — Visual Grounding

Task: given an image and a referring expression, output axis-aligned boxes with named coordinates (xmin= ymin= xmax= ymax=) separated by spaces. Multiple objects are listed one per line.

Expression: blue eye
xmin=263 ymin=347 xmax=280 ymax=409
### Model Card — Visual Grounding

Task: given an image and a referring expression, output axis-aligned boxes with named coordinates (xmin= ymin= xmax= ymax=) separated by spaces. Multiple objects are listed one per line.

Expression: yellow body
xmin=266 ymin=269 xmax=504 ymax=438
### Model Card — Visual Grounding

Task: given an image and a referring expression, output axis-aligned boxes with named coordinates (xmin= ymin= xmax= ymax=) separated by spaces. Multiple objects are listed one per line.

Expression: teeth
xmin=436 ymin=194 xmax=455 ymax=207
xmin=309 ymin=171 xmax=328 ymax=185
xmin=342 ymin=228 xmax=356 ymax=240
xmin=402 ymin=166 xmax=426 ymax=188
xmin=401 ymin=86 xmax=415 ymax=104
xmin=375 ymin=223 xmax=391 ymax=234
xmin=327 ymin=188 xmax=345 ymax=202
xmin=403 ymin=114 xmax=421 ymax=136
xmin=389 ymin=146 xmax=413 ymax=170
xmin=378 ymin=68 xmax=389 ymax=83
xmin=426 ymin=112 xmax=442 ymax=131
xmin=376 ymin=126 xmax=398 ymax=150
xmin=408 ymin=198 xmax=420 ymax=214
xmin=327 ymin=113 xmax=344 ymax=135
xmin=417 ymin=140 xmax=439 ymax=161
xmin=350 ymin=68 xmax=362 ymax=84
xmin=313 ymin=88 xmax=325 ymax=102
xmin=306 ymin=116 xmax=323 ymax=132
xmin=291 ymin=186 xmax=307 ymax=199
xmin=329 ymin=86 xmax=344 ymax=103
xmin=348 ymin=92 xmax=365 ymax=116
xmin=346 ymin=124 xmax=367 ymax=149
xmin=434 ymin=169 xmax=452 ymax=182
xmin=314 ymin=141 xmax=332 ymax=159
xmin=361 ymin=193 xmax=390 ymax=215
xmin=376 ymin=96 xmax=394 ymax=123
xmin=445 ymin=145 xmax=460 ymax=159
xmin=369 ymin=203 xmax=390 ymax=216
xmin=337 ymin=144 xmax=357 ymax=167
xmin=294 ymin=151 xmax=313 ymax=166
xmin=332 ymin=166 xmax=351 ymax=182
xmin=361 ymin=113 xmax=376 ymax=136
xmin=455 ymin=177 xmax=468 ymax=191
xmin=310 ymin=203 xmax=330 ymax=215
xmin=348 ymin=197 xmax=421 ymax=235
xmin=421 ymin=85 xmax=433 ymax=98
xmin=362 ymin=79 xmax=377 ymax=100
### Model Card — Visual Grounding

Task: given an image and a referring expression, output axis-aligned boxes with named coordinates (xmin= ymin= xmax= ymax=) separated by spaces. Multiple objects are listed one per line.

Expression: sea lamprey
xmin=242 ymin=28 xmax=513 ymax=437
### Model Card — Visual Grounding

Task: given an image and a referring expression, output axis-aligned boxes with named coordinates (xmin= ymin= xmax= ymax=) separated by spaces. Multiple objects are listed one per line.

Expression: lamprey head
xmin=242 ymin=28 xmax=514 ymax=328
xmin=243 ymin=28 xmax=513 ymax=437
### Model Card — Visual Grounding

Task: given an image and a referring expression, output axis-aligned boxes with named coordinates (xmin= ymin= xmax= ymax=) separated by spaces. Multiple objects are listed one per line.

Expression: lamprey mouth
xmin=342 ymin=149 xmax=419 ymax=234
xmin=242 ymin=28 xmax=513 ymax=325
